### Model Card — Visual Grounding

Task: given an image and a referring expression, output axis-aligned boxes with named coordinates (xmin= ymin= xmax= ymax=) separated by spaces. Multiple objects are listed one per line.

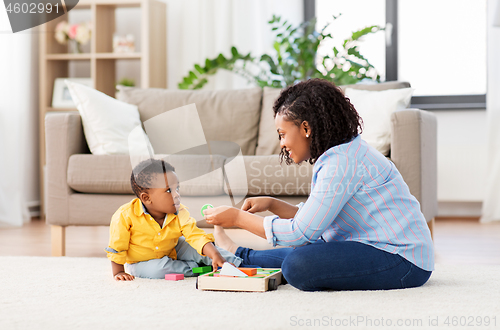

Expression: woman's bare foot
xmin=213 ymin=225 xmax=239 ymax=254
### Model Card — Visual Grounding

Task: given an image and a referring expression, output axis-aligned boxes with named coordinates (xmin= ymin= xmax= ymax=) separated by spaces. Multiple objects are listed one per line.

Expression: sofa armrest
xmin=45 ymin=112 xmax=88 ymax=226
xmin=390 ymin=109 xmax=438 ymax=222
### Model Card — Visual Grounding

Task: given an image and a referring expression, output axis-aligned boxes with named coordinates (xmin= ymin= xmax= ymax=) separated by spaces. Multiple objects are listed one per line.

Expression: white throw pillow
xmin=65 ymin=81 xmax=153 ymax=155
xmin=344 ymin=87 xmax=413 ymax=156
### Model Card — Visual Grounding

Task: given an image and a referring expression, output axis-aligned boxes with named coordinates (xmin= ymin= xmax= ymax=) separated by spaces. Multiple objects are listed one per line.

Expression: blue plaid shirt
xmin=264 ymin=135 xmax=434 ymax=271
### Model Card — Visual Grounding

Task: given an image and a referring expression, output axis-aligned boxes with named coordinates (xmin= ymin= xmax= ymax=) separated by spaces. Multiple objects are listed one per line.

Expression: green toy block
xmin=192 ymin=265 xmax=213 ymax=274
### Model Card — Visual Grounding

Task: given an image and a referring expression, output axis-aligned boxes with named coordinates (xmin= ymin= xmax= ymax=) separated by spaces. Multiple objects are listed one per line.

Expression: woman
xmin=205 ymin=79 xmax=434 ymax=291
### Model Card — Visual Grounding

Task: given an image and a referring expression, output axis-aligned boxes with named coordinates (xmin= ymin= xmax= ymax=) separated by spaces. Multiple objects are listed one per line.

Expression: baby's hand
xmin=211 ymin=254 xmax=226 ymax=271
xmin=114 ymin=271 xmax=135 ymax=281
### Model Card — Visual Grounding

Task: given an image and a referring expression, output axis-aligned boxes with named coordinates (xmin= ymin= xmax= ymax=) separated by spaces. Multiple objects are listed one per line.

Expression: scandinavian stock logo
xmin=2 ymin=0 xmax=79 ymax=33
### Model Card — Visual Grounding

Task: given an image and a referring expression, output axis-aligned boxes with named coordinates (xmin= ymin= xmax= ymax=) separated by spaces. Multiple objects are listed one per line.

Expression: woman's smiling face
xmin=275 ymin=113 xmax=312 ymax=164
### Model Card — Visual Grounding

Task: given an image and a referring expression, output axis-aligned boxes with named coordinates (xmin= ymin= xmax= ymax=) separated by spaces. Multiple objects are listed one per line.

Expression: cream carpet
xmin=0 ymin=257 xmax=499 ymax=330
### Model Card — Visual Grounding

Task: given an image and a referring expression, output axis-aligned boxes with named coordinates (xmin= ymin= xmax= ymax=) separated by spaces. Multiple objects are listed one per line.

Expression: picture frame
xmin=52 ymin=78 xmax=93 ymax=108
xmin=113 ymin=34 xmax=136 ymax=53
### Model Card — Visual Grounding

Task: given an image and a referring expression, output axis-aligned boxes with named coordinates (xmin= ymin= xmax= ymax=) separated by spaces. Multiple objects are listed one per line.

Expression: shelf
xmin=45 ymin=53 xmax=142 ymax=60
xmin=45 ymin=107 xmax=78 ymax=112
xmin=46 ymin=54 xmax=92 ymax=60
xmin=95 ymin=52 xmax=142 ymax=59
xmin=79 ymin=0 xmax=143 ymax=8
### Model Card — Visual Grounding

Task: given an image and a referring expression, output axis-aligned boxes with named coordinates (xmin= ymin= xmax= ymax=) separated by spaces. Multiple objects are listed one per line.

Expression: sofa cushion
xmin=255 ymin=82 xmax=412 ymax=156
xmin=67 ymin=154 xmax=226 ymax=196
xmin=65 ymin=81 xmax=153 ymax=156
xmin=223 ymin=155 xmax=313 ymax=196
xmin=116 ymin=86 xmax=262 ymax=156
xmin=345 ymin=87 xmax=413 ymax=156
xmin=255 ymin=87 xmax=282 ymax=156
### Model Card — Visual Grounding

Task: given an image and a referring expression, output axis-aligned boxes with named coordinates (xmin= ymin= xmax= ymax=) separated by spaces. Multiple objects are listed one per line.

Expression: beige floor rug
xmin=0 ymin=257 xmax=499 ymax=330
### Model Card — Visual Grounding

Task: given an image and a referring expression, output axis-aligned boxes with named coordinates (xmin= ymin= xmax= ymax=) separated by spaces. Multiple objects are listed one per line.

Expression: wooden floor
xmin=0 ymin=217 xmax=499 ymax=265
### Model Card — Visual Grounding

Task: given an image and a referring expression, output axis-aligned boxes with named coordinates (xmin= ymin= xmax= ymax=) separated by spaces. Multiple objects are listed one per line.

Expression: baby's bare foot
xmin=213 ymin=225 xmax=238 ymax=254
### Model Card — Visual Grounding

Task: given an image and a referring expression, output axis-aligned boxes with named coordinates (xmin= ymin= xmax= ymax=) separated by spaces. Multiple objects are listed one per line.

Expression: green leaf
xmin=271 ymin=80 xmax=283 ymax=88
xmin=257 ymin=80 xmax=269 ymax=88
xmin=351 ymin=25 xmax=380 ymax=41
xmin=261 ymin=54 xmax=279 ymax=75
xmin=194 ymin=64 xmax=205 ymax=74
xmin=231 ymin=47 xmax=239 ymax=57
xmin=346 ymin=59 xmax=363 ymax=69
xmin=192 ymin=78 xmax=209 ymax=90
xmin=273 ymin=41 xmax=281 ymax=53
xmin=216 ymin=53 xmax=227 ymax=64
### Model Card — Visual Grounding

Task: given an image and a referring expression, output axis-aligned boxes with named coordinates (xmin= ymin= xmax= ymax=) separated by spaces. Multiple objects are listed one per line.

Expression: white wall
xmin=481 ymin=0 xmax=500 ymax=221
xmin=435 ymin=110 xmax=488 ymax=202
xmin=25 ymin=35 xmax=40 ymax=214
xmin=435 ymin=110 xmax=487 ymax=217
xmin=437 ymin=0 xmax=500 ymax=217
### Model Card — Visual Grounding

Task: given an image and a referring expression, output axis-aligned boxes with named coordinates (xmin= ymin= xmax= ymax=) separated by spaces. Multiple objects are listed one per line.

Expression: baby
xmin=106 ymin=159 xmax=242 ymax=280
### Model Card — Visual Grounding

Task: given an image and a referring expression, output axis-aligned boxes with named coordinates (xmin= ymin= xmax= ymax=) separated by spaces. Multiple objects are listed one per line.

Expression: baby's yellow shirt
xmin=106 ymin=198 xmax=214 ymax=265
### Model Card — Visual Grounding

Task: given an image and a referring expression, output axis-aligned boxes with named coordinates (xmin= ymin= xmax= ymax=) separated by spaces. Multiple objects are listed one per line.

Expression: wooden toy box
xmin=196 ymin=268 xmax=284 ymax=292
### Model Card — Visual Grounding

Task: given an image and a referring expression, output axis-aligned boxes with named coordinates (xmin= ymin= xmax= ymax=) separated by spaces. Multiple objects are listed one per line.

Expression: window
xmin=315 ymin=0 xmax=386 ymax=80
xmin=309 ymin=0 xmax=487 ymax=109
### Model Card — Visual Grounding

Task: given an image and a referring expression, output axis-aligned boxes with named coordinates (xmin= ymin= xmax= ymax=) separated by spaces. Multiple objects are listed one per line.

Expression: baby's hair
xmin=130 ymin=159 xmax=176 ymax=198
xmin=273 ymin=78 xmax=363 ymax=165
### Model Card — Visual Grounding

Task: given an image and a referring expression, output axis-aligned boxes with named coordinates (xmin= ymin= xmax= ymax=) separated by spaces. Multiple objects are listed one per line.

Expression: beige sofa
xmin=45 ymin=81 xmax=437 ymax=256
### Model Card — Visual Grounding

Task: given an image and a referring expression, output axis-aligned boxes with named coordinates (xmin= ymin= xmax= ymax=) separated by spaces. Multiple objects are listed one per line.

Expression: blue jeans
xmin=235 ymin=246 xmax=294 ymax=268
xmin=235 ymin=241 xmax=432 ymax=292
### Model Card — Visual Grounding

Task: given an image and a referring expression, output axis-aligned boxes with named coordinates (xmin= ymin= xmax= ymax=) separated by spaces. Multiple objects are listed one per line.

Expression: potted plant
xmin=179 ymin=15 xmax=382 ymax=89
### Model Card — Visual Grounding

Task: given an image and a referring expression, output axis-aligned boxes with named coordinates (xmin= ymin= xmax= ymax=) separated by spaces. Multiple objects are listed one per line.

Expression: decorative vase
xmin=70 ymin=40 xmax=82 ymax=54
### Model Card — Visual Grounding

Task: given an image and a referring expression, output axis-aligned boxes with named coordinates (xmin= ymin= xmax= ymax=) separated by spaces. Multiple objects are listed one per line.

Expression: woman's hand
xmin=204 ymin=206 xmax=241 ymax=228
xmin=206 ymin=206 xmax=267 ymax=239
xmin=241 ymin=197 xmax=275 ymax=213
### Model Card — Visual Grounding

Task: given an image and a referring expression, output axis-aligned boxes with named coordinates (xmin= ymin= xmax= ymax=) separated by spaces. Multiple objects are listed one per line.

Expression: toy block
xmin=197 ymin=268 xmax=284 ymax=292
xmin=165 ymin=273 xmax=184 ymax=281
xmin=192 ymin=265 xmax=212 ymax=274
xmin=238 ymin=268 xmax=257 ymax=276
xmin=219 ymin=262 xmax=247 ymax=276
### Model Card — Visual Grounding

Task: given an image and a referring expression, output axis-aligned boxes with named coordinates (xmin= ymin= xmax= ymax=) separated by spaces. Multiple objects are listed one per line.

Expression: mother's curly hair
xmin=273 ymin=79 xmax=363 ymax=165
